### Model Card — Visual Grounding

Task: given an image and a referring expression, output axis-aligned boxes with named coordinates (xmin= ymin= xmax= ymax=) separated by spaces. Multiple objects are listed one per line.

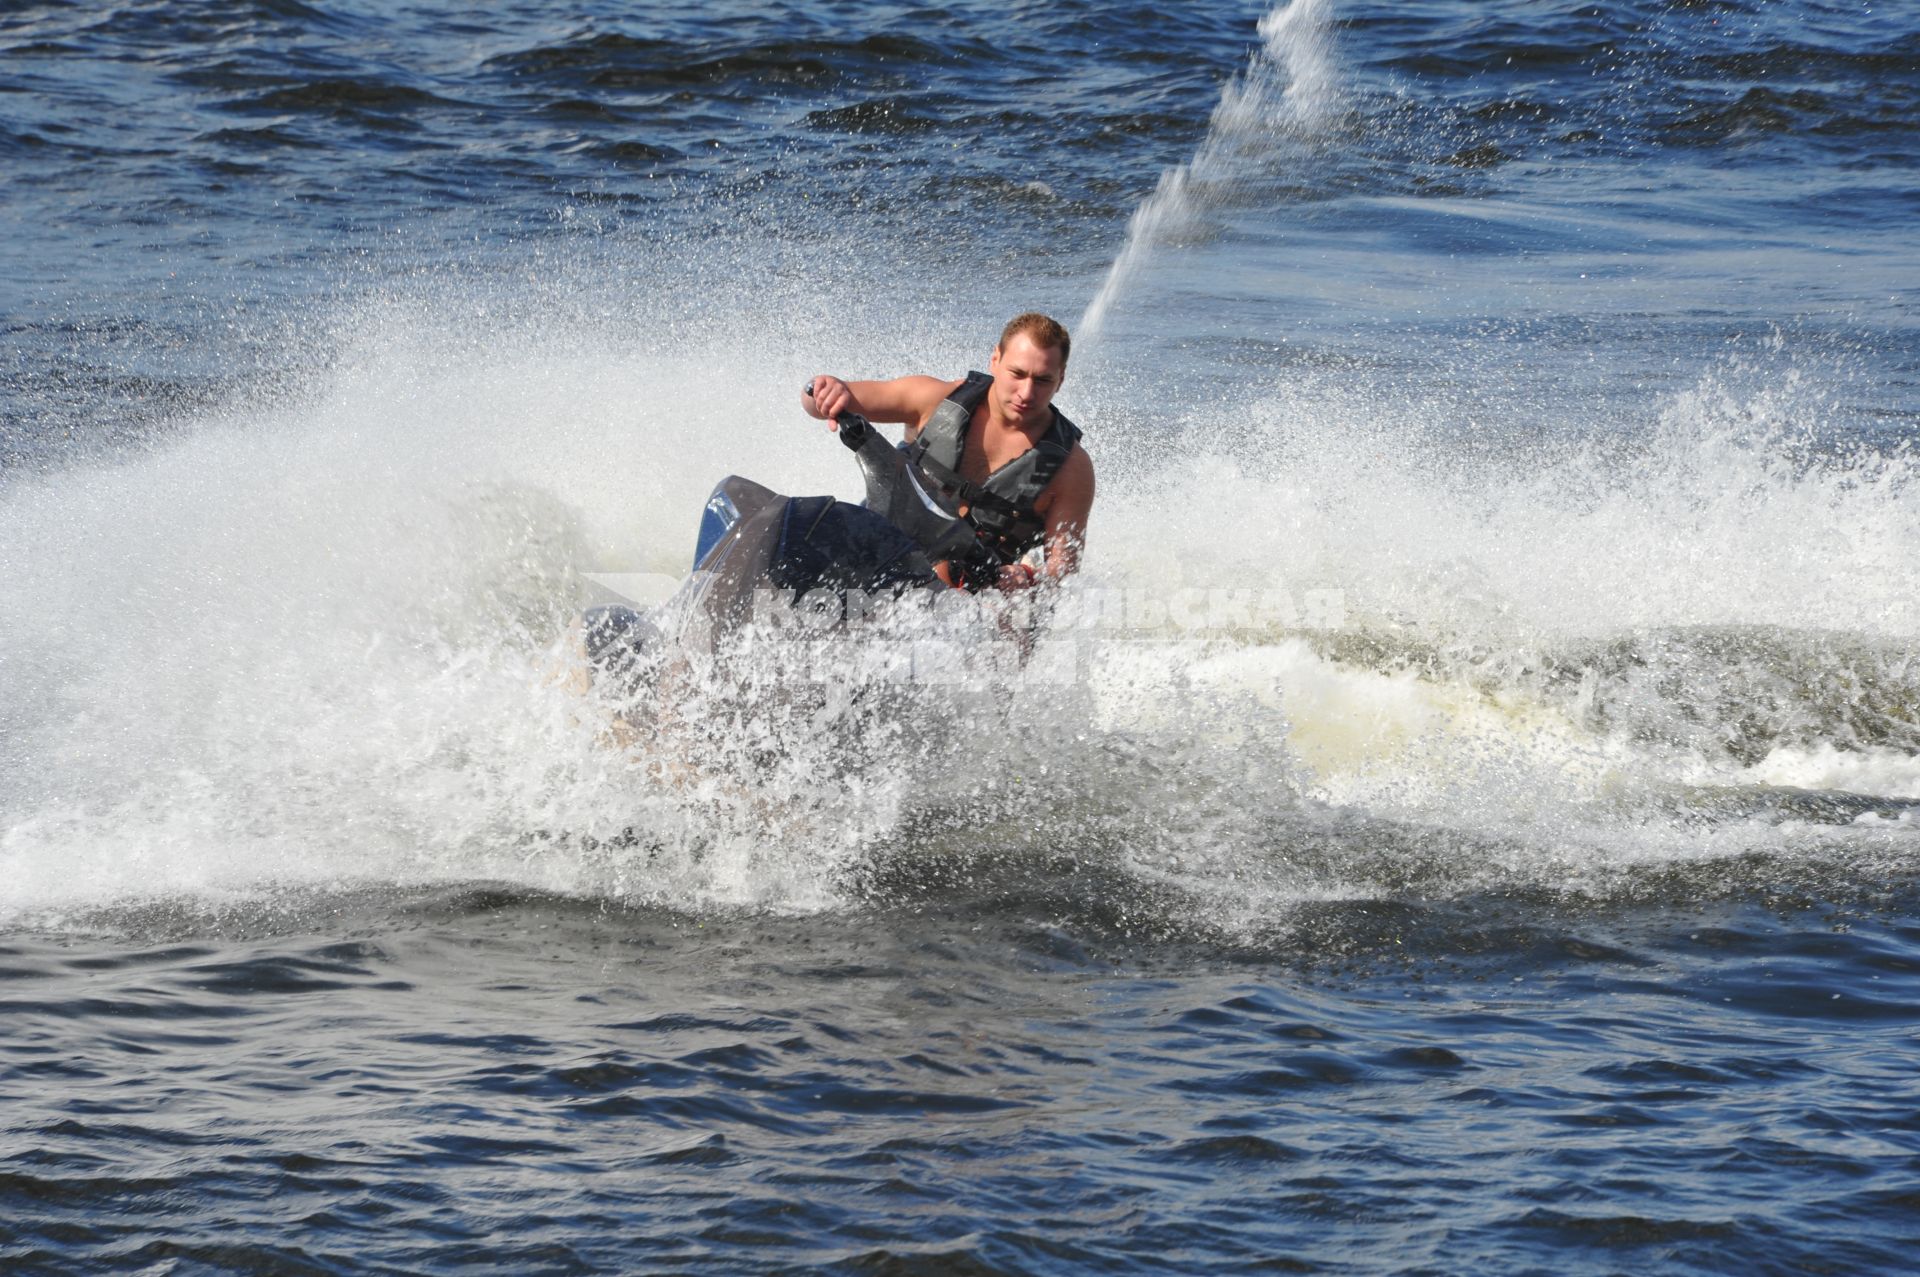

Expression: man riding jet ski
xmin=581 ymin=313 xmax=1094 ymax=690
xmin=800 ymin=311 xmax=1095 ymax=593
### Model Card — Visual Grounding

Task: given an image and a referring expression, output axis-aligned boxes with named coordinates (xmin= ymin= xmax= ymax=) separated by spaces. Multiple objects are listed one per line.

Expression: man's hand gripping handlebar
xmin=801 ymin=377 xmax=860 ymax=428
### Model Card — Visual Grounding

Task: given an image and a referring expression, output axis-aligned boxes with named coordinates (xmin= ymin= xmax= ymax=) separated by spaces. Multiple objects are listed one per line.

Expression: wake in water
xmin=3 ymin=1 xmax=1917 ymax=943
xmin=5 ymin=275 xmax=1913 ymax=939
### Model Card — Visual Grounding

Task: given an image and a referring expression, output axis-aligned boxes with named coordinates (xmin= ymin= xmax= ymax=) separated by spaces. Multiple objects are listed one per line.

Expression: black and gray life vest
xmin=901 ymin=371 xmax=1082 ymax=565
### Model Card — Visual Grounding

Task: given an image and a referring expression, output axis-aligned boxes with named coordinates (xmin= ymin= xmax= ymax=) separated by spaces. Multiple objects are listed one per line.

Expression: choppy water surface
xmin=9 ymin=886 xmax=1920 ymax=1273
xmin=4 ymin=0 xmax=1919 ymax=1271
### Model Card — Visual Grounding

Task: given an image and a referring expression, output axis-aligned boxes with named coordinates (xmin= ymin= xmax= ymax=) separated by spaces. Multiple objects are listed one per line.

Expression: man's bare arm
xmin=1039 ymin=446 xmax=1095 ymax=581
xmin=802 ymin=374 xmax=955 ymax=429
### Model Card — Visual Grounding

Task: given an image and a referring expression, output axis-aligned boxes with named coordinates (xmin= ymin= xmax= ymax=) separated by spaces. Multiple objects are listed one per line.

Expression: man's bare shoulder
xmin=1038 ymin=439 xmax=1094 ymax=519
xmin=1061 ymin=439 xmax=1094 ymax=484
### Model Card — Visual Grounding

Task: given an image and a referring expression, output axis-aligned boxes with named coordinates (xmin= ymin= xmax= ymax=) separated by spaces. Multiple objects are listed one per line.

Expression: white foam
xmin=1090 ymin=366 xmax=1920 ymax=640
xmin=5 ymin=234 xmax=1918 ymax=927
xmin=1738 ymin=745 xmax=1920 ymax=800
xmin=0 ymin=258 xmax=967 ymax=922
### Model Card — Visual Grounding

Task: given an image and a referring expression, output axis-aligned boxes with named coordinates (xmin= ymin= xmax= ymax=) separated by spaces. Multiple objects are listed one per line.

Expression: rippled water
xmin=5 ymin=0 xmax=1919 ymax=1271
xmin=10 ymin=885 xmax=1920 ymax=1272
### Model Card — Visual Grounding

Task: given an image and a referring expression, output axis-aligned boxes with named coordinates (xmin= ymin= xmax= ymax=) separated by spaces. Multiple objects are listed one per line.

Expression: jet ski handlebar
xmin=833 ymin=411 xmax=876 ymax=446
xmin=827 ymin=410 xmax=1004 ymax=592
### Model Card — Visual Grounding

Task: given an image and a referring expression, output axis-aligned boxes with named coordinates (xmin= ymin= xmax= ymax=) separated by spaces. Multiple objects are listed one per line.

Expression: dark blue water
xmin=5 ymin=1 xmax=1920 ymax=1271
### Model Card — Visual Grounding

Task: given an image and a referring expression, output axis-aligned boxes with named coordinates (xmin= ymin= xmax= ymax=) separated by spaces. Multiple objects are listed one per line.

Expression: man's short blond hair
xmin=998 ymin=312 xmax=1071 ymax=369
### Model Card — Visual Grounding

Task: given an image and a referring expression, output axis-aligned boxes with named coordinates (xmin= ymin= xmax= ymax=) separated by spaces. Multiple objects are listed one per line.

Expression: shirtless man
xmin=802 ymin=312 xmax=1095 ymax=592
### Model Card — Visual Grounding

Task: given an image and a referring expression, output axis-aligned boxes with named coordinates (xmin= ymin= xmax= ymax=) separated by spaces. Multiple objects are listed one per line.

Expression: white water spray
xmin=1079 ymin=0 xmax=1342 ymax=343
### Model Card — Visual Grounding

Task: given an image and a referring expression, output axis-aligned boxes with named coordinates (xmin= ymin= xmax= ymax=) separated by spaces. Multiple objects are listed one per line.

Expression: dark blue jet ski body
xmin=582 ymin=412 xmax=994 ymax=683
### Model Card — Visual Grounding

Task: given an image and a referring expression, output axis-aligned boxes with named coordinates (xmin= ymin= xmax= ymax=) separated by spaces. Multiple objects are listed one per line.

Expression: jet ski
xmin=581 ymin=411 xmax=1011 ymax=693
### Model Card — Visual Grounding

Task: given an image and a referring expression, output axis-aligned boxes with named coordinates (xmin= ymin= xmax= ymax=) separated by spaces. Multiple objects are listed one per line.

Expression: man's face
xmin=988 ymin=333 xmax=1066 ymax=428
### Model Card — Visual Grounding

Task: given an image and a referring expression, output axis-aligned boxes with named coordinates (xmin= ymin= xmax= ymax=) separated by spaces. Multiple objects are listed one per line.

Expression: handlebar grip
xmin=835 ymin=412 xmax=873 ymax=448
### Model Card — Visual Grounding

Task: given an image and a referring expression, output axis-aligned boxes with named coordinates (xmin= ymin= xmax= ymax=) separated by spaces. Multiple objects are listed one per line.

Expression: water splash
xmin=1079 ymin=0 xmax=1342 ymax=344
xmin=5 ymin=216 xmax=1917 ymax=932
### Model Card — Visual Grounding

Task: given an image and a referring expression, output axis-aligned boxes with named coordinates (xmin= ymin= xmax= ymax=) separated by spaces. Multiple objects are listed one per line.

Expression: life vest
xmin=901 ymin=371 xmax=1082 ymax=565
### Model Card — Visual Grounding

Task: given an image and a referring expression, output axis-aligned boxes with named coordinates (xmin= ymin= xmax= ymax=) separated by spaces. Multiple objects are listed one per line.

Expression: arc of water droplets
xmin=1078 ymin=0 xmax=1341 ymax=346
